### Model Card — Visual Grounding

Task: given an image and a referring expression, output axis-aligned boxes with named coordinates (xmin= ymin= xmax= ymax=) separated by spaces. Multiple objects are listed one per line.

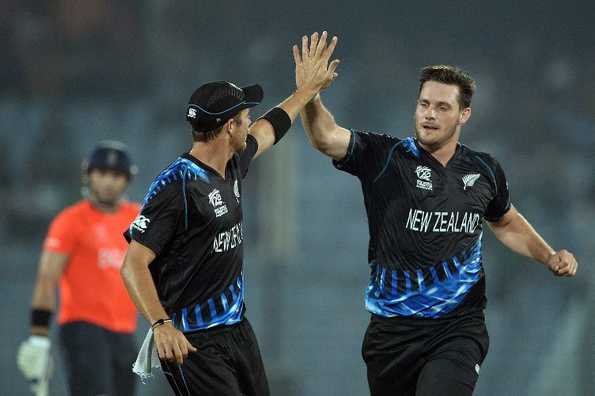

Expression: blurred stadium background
xmin=2 ymin=1 xmax=593 ymax=395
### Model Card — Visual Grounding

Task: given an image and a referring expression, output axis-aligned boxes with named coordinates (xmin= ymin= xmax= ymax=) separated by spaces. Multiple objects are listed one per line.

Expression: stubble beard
xmin=415 ymin=122 xmax=458 ymax=152
xmin=89 ymin=186 xmax=120 ymax=208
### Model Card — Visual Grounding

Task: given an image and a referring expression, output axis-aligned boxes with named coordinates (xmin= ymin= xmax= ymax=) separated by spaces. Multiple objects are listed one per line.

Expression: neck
xmin=188 ymin=137 xmax=233 ymax=178
xmin=418 ymin=130 xmax=460 ymax=167
xmin=88 ymin=195 xmax=120 ymax=212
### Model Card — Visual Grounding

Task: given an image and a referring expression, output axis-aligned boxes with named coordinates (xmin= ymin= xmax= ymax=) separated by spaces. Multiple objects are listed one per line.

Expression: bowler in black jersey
xmin=120 ymin=32 xmax=340 ymax=396
xmin=295 ymin=33 xmax=578 ymax=396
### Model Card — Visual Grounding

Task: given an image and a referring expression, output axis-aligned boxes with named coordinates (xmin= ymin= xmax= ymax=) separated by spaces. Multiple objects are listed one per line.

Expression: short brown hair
xmin=419 ymin=65 xmax=476 ymax=109
xmin=192 ymin=113 xmax=242 ymax=142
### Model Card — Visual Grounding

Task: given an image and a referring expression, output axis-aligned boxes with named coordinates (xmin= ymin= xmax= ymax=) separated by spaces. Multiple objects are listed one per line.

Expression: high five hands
xmin=293 ymin=31 xmax=341 ymax=93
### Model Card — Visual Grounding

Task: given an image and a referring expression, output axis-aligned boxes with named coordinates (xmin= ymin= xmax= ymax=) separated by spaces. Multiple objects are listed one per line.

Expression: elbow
xmin=312 ymin=138 xmax=335 ymax=156
xmin=306 ymin=129 xmax=335 ymax=154
xmin=308 ymin=135 xmax=328 ymax=151
xmin=120 ymin=257 xmax=132 ymax=284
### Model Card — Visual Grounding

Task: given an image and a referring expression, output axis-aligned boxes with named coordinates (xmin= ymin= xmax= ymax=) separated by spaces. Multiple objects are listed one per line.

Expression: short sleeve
xmin=332 ymin=129 xmax=399 ymax=180
xmin=484 ymin=159 xmax=511 ymax=222
xmin=43 ymin=209 xmax=78 ymax=255
xmin=124 ymin=183 xmax=183 ymax=255
xmin=237 ymin=134 xmax=259 ymax=178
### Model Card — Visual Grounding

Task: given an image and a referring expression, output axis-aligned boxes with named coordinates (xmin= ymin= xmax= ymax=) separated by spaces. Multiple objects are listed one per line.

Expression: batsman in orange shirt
xmin=17 ymin=141 xmax=141 ymax=396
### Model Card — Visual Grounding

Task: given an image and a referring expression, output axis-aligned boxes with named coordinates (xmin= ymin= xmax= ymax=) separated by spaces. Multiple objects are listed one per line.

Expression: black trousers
xmin=362 ymin=311 xmax=489 ymax=396
xmin=58 ymin=321 xmax=137 ymax=396
xmin=160 ymin=319 xmax=270 ymax=396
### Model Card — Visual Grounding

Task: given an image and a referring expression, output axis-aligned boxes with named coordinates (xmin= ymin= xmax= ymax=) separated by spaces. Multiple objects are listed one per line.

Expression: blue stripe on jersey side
xmin=364 ymin=238 xmax=483 ymax=318
xmin=442 ymin=261 xmax=452 ymax=279
xmin=142 ymin=157 xmax=209 ymax=205
xmin=416 ymin=269 xmax=424 ymax=291
xmin=194 ymin=304 xmax=204 ymax=327
xmin=404 ymin=271 xmax=411 ymax=291
xmin=402 ymin=137 xmax=420 ymax=158
xmin=175 ymin=274 xmax=244 ymax=333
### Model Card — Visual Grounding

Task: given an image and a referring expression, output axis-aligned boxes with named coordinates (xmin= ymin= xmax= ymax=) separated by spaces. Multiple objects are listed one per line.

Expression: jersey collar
xmin=414 ymin=138 xmax=463 ymax=169
xmin=181 ymin=153 xmax=231 ymax=180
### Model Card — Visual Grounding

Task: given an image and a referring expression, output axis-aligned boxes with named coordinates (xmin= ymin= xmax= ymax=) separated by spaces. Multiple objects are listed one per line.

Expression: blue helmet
xmin=83 ymin=141 xmax=137 ymax=179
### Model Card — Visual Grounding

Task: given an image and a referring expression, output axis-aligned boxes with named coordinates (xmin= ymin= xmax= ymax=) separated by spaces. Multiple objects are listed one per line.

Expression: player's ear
xmin=459 ymin=107 xmax=471 ymax=126
xmin=224 ymin=118 xmax=235 ymax=135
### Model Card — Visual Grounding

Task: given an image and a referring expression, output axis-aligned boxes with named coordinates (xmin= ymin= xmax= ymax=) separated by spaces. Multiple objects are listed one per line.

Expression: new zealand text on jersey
xmin=405 ymin=208 xmax=481 ymax=233
xmin=213 ymin=222 xmax=243 ymax=253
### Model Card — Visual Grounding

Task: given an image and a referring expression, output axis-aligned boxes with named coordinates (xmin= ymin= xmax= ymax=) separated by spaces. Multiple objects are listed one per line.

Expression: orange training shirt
xmin=43 ymin=200 xmax=140 ymax=333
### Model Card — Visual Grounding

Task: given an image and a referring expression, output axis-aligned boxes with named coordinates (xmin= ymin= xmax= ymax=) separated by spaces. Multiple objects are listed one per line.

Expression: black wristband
xmin=151 ymin=318 xmax=173 ymax=330
xmin=31 ymin=309 xmax=52 ymax=328
xmin=260 ymin=107 xmax=292 ymax=144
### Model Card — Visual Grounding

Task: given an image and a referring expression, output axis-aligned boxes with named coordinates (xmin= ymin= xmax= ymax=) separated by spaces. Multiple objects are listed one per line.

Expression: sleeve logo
xmin=233 ymin=180 xmax=240 ymax=203
xmin=131 ymin=215 xmax=150 ymax=233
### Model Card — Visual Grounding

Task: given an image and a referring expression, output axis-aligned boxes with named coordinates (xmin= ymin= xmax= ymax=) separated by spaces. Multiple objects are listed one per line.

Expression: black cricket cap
xmin=186 ymin=81 xmax=264 ymax=132
xmin=84 ymin=140 xmax=137 ymax=179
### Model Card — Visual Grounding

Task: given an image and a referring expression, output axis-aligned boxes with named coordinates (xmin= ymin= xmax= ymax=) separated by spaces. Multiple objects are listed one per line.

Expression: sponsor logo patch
xmin=131 ymin=215 xmax=150 ymax=233
xmin=415 ymin=165 xmax=433 ymax=191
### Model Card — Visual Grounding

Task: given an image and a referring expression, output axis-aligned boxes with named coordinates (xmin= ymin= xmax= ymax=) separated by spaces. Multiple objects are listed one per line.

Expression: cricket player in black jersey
xmin=120 ymin=33 xmax=339 ymax=396
xmin=294 ymin=33 xmax=578 ymax=395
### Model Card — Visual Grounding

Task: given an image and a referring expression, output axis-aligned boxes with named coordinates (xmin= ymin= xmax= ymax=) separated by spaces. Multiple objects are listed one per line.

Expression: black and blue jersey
xmin=125 ymin=135 xmax=259 ymax=332
xmin=334 ymin=130 xmax=511 ymax=319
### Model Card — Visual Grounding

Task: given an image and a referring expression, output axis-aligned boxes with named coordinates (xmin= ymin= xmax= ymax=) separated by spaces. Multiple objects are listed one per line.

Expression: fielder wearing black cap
xmin=121 ymin=31 xmax=340 ymax=396
xmin=186 ymin=81 xmax=264 ymax=132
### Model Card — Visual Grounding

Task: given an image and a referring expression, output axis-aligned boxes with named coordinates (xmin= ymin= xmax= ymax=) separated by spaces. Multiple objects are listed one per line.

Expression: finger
xmin=558 ymin=261 xmax=574 ymax=276
xmin=155 ymin=341 xmax=166 ymax=360
xmin=186 ymin=339 xmax=198 ymax=353
xmin=558 ymin=259 xmax=570 ymax=271
xmin=314 ymin=31 xmax=328 ymax=58
xmin=172 ymin=342 xmax=184 ymax=364
xmin=301 ymin=35 xmax=309 ymax=60
xmin=292 ymin=45 xmax=301 ymax=65
xmin=162 ymin=343 xmax=174 ymax=362
xmin=321 ymin=36 xmax=338 ymax=64
xmin=309 ymin=32 xmax=319 ymax=57
xmin=555 ymin=258 xmax=569 ymax=272
xmin=328 ymin=59 xmax=341 ymax=74
xmin=179 ymin=340 xmax=189 ymax=360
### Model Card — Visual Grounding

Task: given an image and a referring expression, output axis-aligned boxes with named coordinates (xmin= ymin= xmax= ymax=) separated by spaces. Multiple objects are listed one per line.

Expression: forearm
xmin=30 ymin=278 xmax=56 ymax=336
xmin=276 ymin=85 xmax=319 ymax=121
xmin=490 ymin=210 xmax=555 ymax=265
xmin=249 ymin=85 xmax=319 ymax=156
xmin=301 ymin=94 xmax=338 ymax=149
xmin=121 ymin=260 xmax=169 ymax=324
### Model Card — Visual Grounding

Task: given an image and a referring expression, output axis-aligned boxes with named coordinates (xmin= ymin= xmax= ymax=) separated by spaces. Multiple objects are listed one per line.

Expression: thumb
xmin=186 ymin=339 xmax=198 ymax=352
xmin=328 ymin=59 xmax=341 ymax=74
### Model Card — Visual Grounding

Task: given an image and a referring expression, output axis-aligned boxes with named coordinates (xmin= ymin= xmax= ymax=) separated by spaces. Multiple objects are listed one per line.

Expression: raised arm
xmin=488 ymin=205 xmax=578 ymax=277
xmin=293 ymin=32 xmax=351 ymax=160
xmin=249 ymin=31 xmax=341 ymax=159
xmin=300 ymin=94 xmax=351 ymax=160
